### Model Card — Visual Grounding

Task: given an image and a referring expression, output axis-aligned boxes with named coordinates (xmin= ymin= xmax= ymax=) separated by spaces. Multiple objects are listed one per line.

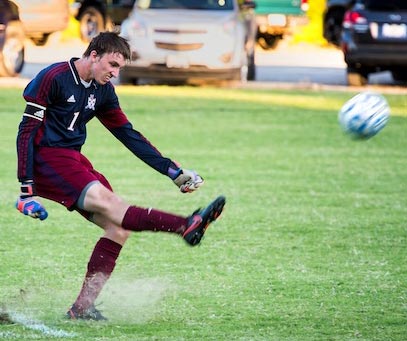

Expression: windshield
xmin=136 ymin=0 xmax=235 ymax=10
xmin=364 ymin=0 xmax=407 ymax=10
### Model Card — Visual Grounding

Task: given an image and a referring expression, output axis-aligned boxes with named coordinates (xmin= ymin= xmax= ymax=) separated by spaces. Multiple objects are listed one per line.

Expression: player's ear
xmin=90 ymin=50 xmax=99 ymax=62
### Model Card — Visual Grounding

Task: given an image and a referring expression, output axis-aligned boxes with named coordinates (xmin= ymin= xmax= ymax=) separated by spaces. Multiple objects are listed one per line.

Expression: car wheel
xmin=347 ymin=67 xmax=368 ymax=86
xmin=323 ymin=8 xmax=346 ymax=46
xmin=119 ymin=71 xmax=138 ymax=85
xmin=79 ymin=6 xmax=104 ymax=43
xmin=30 ymin=33 xmax=50 ymax=46
xmin=0 ymin=21 xmax=25 ymax=77
xmin=257 ymin=34 xmax=279 ymax=50
xmin=391 ymin=70 xmax=407 ymax=82
xmin=247 ymin=51 xmax=256 ymax=81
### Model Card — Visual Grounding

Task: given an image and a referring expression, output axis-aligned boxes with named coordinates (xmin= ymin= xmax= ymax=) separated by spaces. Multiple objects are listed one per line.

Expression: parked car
xmin=119 ymin=0 xmax=257 ymax=85
xmin=341 ymin=0 xmax=407 ymax=85
xmin=255 ymin=0 xmax=306 ymax=50
xmin=0 ymin=0 xmax=25 ymax=77
xmin=323 ymin=0 xmax=354 ymax=46
xmin=71 ymin=0 xmax=135 ymax=42
xmin=13 ymin=0 xmax=70 ymax=46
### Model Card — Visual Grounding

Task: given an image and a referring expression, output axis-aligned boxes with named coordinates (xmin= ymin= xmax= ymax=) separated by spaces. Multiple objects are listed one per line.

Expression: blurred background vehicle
xmin=71 ymin=0 xmax=134 ymax=42
xmin=0 ymin=0 xmax=25 ymax=77
xmin=13 ymin=0 xmax=70 ymax=46
xmin=255 ymin=0 xmax=306 ymax=50
xmin=341 ymin=0 xmax=407 ymax=86
xmin=323 ymin=0 xmax=354 ymax=46
xmin=71 ymin=0 xmax=309 ymax=50
xmin=119 ymin=0 xmax=257 ymax=85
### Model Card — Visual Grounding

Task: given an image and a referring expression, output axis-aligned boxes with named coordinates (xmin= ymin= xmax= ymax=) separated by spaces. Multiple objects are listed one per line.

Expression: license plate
xmin=166 ymin=55 xmax=189 ymax=68
xmin=381 ymin=23 xmax=407 ymax=38
xmin=267 ymin=14 xmax=286 ymax=27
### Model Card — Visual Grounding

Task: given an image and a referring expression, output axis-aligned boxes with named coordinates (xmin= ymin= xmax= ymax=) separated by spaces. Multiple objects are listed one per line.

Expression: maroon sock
xmin=121 ymin=206 xmax=188 ymax=234
xmin=73 ymin=237 xmax=122 ymax=313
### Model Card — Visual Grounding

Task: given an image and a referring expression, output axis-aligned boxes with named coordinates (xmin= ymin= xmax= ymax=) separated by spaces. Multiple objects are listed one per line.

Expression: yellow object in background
xmin=61 ymin=0 xmax=81 ymax=41
xmin=293 ymin=0 xmax=328 ymax=46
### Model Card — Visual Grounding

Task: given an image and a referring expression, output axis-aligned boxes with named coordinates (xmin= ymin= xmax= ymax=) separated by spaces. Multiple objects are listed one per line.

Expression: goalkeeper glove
xmin=173 ymin=169 xmax=204 ymax=193
xmin=16 ymin=181 xmax=48 ymax=220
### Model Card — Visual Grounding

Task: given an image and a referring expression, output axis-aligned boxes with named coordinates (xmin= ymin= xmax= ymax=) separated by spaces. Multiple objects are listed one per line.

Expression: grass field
xmin=0 ymin=86 xmax=406 ymax=340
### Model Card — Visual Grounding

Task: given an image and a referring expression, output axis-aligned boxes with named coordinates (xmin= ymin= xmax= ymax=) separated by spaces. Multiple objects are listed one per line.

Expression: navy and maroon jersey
xmin=17 ymin=58 xmax=178 ymax=182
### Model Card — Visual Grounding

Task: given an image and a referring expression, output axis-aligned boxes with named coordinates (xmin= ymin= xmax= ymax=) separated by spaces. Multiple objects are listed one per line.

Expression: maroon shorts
xmin=34 ymin=147 xmax=113 ymax=213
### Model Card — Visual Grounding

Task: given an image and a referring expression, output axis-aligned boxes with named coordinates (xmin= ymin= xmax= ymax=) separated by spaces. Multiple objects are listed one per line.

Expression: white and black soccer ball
xmin=338 ymin=92 xmax=390 ymax=139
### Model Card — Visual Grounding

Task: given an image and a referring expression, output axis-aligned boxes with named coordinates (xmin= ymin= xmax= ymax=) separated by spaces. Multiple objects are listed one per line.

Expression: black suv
xmin=341 ymin=0 xmax=407 ymax=86
xmin=71 ymin=0 xmax=135 ymax=42
xmin=0 ymin=0 xmax=25 ymax=77
xmin=323 ymin=0 xmax=354 ymax=46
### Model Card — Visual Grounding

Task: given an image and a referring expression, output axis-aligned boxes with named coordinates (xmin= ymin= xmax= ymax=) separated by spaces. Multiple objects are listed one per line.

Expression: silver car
xmin=120 ymin=0 xmax=257 ymax=84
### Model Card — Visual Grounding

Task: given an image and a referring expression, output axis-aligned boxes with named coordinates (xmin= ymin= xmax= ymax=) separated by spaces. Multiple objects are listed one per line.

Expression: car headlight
xmin=122 ymin=16 xmax=147 ymax=40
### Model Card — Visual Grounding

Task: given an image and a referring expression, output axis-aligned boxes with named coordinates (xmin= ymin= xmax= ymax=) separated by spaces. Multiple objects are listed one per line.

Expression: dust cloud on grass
xmin=1 ymin=275 xmax=175 ymax=331
xmin=97 ymin=275 xmax=176 ymax=323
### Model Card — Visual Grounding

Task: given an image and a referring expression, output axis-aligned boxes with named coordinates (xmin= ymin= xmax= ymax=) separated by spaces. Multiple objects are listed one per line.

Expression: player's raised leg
xmin=183 ymin=195 xmax=226 ymax=246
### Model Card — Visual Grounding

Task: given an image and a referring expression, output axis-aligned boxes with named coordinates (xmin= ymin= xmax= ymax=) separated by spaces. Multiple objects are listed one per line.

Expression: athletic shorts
xmin=34 ymin=147 xmax=113 ymax=215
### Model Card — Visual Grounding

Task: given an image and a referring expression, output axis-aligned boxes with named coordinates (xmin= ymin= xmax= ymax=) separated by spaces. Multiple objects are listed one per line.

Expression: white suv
xmin=120 ymin=0 xmax=257 ymax=84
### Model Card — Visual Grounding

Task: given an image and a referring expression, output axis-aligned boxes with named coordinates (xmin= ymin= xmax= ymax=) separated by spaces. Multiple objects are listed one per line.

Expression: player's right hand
xmin=16 ymin=181 xmax=48 ymax=220
xmin=16 ymin=197 xmax=48 ymax=220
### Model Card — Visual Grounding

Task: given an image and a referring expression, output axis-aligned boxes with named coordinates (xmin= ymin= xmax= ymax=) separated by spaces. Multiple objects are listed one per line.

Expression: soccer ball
xmin=338 ymin=92 xmax=390 ymax=139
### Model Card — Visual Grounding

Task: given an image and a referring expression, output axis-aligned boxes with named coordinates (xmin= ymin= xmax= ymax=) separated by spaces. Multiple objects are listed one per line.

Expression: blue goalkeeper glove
xmin=172 ymin=169 xmax=204 ymax=193
xmin=16 ymin=182 xmax=48 ymax=220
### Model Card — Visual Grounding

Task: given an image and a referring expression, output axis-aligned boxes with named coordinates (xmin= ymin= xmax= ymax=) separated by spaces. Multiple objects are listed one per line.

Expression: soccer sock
xmin=73 ymin=237 xmax=122 ymax=313
xmin=121 ymin=206 xmax=188 ymax=234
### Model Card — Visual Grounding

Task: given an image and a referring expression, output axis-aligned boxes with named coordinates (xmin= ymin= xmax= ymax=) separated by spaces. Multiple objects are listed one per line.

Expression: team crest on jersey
xmin=85 ymin=94 xmax=96 ymax=110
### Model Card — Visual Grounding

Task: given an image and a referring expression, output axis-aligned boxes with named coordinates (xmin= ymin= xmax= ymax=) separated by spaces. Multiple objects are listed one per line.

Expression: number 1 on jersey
xmin=67 ymin=112 xmax=80 ymax=131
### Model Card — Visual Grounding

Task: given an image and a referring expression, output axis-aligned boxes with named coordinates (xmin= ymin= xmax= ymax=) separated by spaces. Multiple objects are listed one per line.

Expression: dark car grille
xmin=154 ymin=28 xmax=207 ymax=34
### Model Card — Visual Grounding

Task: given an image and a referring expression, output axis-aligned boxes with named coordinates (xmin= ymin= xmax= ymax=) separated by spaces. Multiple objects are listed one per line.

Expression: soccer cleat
xmin=183 ymin=195 xmax=226 ymax=246
xmin=66 ymin=304 xmax=107 ymax=321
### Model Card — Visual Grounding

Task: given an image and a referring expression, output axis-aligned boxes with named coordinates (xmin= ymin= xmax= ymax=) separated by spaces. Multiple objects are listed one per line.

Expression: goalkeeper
xmin=15 ymin=32 xmax=225 ymax=321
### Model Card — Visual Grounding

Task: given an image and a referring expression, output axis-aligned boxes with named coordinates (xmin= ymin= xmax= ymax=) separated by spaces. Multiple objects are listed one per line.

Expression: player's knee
xmin=104 ymin=226 xmax=131 ymax=245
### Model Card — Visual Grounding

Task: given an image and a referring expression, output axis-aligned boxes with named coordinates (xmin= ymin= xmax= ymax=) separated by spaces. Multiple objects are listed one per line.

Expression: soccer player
xmin=15 ymin=32 xmax=225 ymax=321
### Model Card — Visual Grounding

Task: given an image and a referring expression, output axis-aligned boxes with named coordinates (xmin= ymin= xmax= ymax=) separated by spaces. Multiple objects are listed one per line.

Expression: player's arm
xmin=16 ymin=109 xmax=48 ymax=220
xmin=16 ymin=70 xmax=52 ymax=219
xmin=97 ymin=109 xmax=203 ymax=193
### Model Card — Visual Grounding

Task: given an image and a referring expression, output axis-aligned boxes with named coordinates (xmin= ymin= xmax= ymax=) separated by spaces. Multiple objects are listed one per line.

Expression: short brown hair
xmin=83 ymin=32 xmax=131 ymax=61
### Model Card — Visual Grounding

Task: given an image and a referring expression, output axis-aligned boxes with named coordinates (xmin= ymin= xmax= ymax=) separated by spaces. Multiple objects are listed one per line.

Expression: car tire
xmin=79 ymin=6 xmax=105 ymax=43
xmin=323 ymin=8 xmax=346 ymax=46
xmin=119 ymin=71 xmax=138 ymax=85
xmin=247 ymin=51 xmax=256 ymax=81
xmin=0 ymin=21 xmax=25 ymax=77
xmin=347 ymin=68 xmax=368 ymax=86
xmin=30 ymin=33 xmax=50 ymax=46
xmin=391 ymin=70 xmax=407 ymax=82
xmin=257 ymin=34 xmax=279 ymax=50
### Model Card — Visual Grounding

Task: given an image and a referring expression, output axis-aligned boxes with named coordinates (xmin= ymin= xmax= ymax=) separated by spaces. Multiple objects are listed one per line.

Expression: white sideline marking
xmin=10 ymin=312 xmax=76 ymax=338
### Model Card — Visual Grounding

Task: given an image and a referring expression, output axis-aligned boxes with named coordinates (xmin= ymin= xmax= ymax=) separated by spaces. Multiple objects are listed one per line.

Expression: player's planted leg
xmin=67 ymin=304 xmax=107 ymax=321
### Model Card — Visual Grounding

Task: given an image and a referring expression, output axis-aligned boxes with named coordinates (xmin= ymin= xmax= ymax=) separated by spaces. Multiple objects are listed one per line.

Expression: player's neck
xmin=74 ymin=58 xmax=93 ymax=83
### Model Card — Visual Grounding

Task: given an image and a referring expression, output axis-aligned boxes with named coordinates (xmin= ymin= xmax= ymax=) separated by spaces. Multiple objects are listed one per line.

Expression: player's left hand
xmin=173 ymin=169 xmax=204 ymax=193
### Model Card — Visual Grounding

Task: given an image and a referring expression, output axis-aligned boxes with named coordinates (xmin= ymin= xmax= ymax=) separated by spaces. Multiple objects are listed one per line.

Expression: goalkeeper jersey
xmin=17 ymin=58 xmax=177 ymax=182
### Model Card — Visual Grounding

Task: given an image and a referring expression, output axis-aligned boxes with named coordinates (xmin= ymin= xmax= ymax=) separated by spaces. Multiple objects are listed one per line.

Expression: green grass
xmin=0 ymin=86 xmax=406 ymax=340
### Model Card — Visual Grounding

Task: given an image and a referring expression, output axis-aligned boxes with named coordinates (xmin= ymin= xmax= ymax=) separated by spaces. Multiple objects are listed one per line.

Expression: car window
xmin=136 ymin=0 xmax=234 ymax=10
xmin=364 ymin=0 xmax=407 ymax=10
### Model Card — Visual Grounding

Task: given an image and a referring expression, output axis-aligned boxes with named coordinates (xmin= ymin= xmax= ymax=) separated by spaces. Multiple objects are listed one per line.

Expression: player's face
xmin=91 ymin=51 xmax=126 ymax=84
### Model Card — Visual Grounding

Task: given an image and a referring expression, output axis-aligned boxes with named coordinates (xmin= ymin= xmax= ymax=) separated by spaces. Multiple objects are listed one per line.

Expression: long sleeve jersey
xmin=17 ymin=58 xmax=179 ymax=182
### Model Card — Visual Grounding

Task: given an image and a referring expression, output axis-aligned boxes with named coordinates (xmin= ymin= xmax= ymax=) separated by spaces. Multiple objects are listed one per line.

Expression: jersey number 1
xmin=67 ymin=112 xmax=80 ymax=131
